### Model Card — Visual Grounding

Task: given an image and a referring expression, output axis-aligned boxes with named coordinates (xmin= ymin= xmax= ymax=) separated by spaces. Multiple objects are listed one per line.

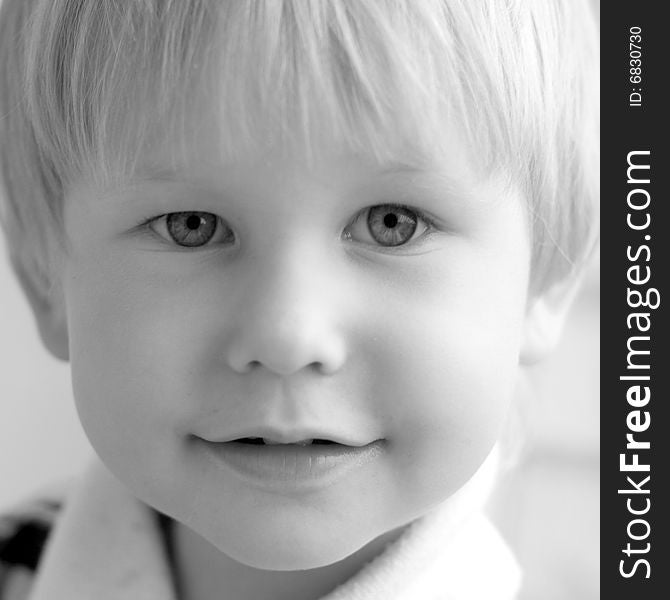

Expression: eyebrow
xmin=377 ymin=160 xmax=434 ymax=175
xmin=101 ymin=165 xmax=205 ymax=200
xmin=375 ymin=161 xmax=483 ymax=205
xmin=128 ymin=165 xmax=188 ymax=184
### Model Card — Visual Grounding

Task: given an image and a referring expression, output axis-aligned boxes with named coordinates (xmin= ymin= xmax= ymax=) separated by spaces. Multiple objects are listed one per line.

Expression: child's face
xmin=60 ymin=106 xmax=531 ymax=569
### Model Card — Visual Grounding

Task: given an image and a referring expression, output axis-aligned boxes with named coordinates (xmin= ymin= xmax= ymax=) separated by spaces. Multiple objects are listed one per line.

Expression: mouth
xmin=195 ymin=435 xmax=385 ymax=490
xmin=233 ymin=437 xmax=338 ymax=446
xmin=201 ymin=427 xmax=372 ymax=447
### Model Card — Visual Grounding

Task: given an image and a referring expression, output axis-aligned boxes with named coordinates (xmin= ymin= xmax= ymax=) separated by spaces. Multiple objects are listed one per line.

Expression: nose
xmin=224 ymin=249 xmax=348 ymax=377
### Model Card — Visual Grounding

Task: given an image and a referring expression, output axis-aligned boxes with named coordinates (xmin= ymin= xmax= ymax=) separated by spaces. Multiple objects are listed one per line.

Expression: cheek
xmin=63 ymin=254 xmax=216 ymax=490
xmin=362 ymin=265 xmax=526 ymax=507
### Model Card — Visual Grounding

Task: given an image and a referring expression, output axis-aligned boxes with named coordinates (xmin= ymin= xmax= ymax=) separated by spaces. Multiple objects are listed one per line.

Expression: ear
xmin=12 ymin=257 xmax=69 ymax=362
xmin=519 ymin=274 xmax=583 ymax=366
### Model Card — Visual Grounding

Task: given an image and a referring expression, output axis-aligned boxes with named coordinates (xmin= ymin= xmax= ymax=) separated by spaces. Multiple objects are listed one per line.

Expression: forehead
xmin=135 ymin=93 xmax=467 ymax=179
xmin=100 ymin=70 xmax=491 ymax=200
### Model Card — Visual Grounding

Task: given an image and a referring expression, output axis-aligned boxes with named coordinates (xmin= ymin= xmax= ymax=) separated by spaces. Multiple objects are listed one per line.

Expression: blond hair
xmin=0 ymin=0 xmax=598 ymax=293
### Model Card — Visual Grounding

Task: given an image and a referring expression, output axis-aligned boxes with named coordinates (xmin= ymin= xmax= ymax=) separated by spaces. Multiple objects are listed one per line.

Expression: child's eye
xmin=148 ymin=211 xmax=235 ymax=247
xmin=344 ymin=205 xmax=432 ymax=248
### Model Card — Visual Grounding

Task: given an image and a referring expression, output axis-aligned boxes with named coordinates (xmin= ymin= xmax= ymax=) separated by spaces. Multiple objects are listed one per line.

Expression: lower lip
xmin=195 ymin=438 xmax=385 ymax=490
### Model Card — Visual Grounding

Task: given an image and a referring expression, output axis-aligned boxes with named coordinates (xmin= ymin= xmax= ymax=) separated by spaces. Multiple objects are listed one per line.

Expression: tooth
xmin=262 ymin=438 xmax=314 ymax=446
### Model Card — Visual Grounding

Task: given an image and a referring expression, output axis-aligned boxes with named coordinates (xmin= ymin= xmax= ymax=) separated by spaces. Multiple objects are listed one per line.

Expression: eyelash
xmin=135 ymin=204 xmax=439 ymax=251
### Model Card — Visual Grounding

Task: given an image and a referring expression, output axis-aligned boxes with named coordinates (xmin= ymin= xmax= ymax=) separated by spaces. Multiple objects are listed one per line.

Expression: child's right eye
xmin=147 ymin=211 xmax=235 ymax=248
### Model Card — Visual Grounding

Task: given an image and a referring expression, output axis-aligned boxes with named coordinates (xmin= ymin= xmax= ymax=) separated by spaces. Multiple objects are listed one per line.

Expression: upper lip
xmin=196 ymin=426 xmax=374 ymax=447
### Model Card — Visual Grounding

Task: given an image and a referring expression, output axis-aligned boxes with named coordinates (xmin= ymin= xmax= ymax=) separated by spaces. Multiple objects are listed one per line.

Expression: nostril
xmin=225 ymin=326 xmax=347 ymax=376
xmin=235 ymin=360 xmax=261 ymax=374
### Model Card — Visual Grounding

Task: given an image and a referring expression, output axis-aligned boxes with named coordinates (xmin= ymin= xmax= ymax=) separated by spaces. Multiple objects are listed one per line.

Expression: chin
xmin=229 ymin=543 xmax=351 ymax=571
xmin=205 ymin=518 xmax=366 ymax=571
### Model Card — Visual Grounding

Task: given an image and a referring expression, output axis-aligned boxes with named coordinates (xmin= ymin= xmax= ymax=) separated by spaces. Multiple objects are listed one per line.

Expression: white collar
xmin=29 ymin=450 xmax=520 ymax=600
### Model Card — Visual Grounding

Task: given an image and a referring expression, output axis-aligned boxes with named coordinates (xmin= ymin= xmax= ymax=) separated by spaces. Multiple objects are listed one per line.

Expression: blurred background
xmin=0 ymin=240 xmax=599 ymax=599
xmin=0 ymin=241 xmax=93 ymax=501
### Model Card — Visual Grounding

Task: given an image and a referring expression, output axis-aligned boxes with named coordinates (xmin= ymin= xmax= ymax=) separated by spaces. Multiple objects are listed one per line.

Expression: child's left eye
xmin=344 ymin=204 xmax=432 ymax=248
xmin=147 ymin=211 xmax=235 ymax=247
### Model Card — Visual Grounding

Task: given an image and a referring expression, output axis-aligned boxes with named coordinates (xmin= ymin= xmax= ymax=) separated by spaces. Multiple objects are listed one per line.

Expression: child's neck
xmin=171 ymin=520 xmax=407 ymax=600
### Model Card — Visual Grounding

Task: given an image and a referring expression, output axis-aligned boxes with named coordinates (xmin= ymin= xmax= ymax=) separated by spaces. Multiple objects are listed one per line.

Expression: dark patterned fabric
xmin=0 ymin=498 xmax=61 ymax=600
